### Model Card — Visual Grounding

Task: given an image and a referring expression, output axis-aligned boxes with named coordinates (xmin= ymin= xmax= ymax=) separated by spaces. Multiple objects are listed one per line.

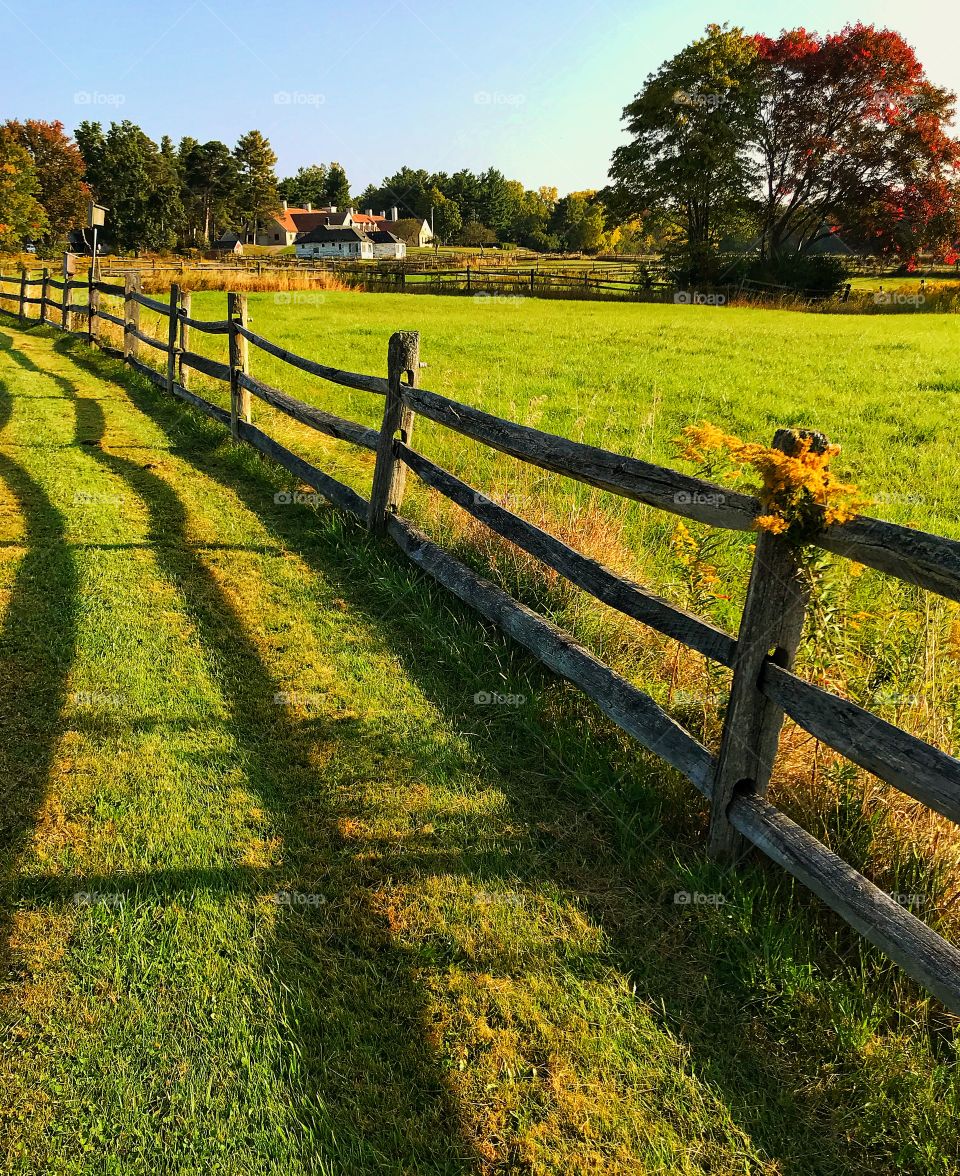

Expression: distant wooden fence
xmin=94 ymin=258 xmax=874 ymax=309
xmin=340 ymin=265 xmax=671 ymax=300
xmin=96 ymin=256 xmax=671 ymax=301
xmin=3 ymin=268 xmax=960 ymax=1012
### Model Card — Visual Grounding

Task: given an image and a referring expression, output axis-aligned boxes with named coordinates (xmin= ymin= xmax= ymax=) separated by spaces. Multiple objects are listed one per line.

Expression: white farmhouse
xmin=295 ymin=226 xmax=374 ymax=259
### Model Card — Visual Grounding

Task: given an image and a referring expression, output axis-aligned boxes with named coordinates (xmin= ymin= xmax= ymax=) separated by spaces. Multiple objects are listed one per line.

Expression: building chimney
xmin=306 ymin=202 xmax=312 ymax=211
xmin=390 ymin=206 xmax=398 ymax=221
xmin=329 ymin=205 xmax=337 ymax=213
xmin=282 ymin=199 xmax=288 ymax=211
xmin=366 ymin=208 xmax=373 ymax=217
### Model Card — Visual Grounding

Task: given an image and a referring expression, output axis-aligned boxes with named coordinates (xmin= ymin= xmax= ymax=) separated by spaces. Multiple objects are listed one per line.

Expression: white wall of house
xmin=295 ymin=239 xmax=374 ymax=259
xmin=372 ymin=241 xmax=406 ymax=259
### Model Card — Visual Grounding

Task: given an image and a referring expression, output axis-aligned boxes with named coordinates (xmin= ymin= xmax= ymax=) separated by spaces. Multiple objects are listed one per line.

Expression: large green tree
xmin=606 ymin=24 xmax=760 ymax=272
xmin=322 ymin=162 xmax=350 ymax=209
xmin=149 ymin=135 xmax=185 ymax=249
xmin=503 ymin=182 xmax=556 ymax=247
xmin=234 ymin=130 xmax=279 ymax=242
xmin=278 ymin=164 xmax=328 ymax=207
xmin=180 ymin=138 xmax=238 ymax=245
xmin=474 ymin=168 xmax=512 ymax=236
xmin=75 ymin=120 xmax=177 ymax=252
xmin=426 ymin=187 xmax=461 ymax=244
xmin=357 ymin=166 xmax=430 ymax=219
xmin=443 ymin=169 xmax=483 ymax=224
xmin=549 ymin=191 xmax=609 ymax=252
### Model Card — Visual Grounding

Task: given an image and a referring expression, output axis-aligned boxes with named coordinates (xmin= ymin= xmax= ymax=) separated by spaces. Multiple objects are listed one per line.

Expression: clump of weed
xmin=677 ymin=422 xmax=865 ymax=541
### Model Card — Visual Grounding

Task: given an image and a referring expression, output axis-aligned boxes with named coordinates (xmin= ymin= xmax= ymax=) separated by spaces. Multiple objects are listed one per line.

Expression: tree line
xmin=0 ymin=119 xmax=638 ymax=255
xmin=349 ymin=168 xmax=623 ymax=252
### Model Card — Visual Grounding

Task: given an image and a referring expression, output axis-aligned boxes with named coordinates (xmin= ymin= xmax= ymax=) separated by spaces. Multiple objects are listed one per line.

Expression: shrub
xmin=663 ymin=242 xmax=740 ymax=288
xmin=736 ymin=252 xmax=849 ymax=297
xmin=524 ymin=229 xmax=560 ymax=253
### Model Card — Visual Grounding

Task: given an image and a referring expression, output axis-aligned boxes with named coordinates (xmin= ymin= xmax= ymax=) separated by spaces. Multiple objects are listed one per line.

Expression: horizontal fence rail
xmin=238 ymin=371 xmax=380 ymax=450
xmin=760 ymin=663 xmax=960 ymax=824
xmin=402 ymin=384 xmax=761 ymax=530
xmin=234 ymin=323 xmax=391 ymax=397
xmin=396 ymin=442 xmax=738 ymax=667
xmin=2 ymin=266 xmax=959 ymax=1014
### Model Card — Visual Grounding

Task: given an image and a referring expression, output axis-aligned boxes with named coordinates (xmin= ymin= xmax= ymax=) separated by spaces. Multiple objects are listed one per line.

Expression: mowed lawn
xmin=0 ymin=314 xmax=958 ymax=1174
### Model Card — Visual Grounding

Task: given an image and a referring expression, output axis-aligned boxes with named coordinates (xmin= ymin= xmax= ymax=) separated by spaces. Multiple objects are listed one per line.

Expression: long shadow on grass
xmin=51 ymin=331 xmax=957 ymax=1176
xmin=54 ymin=369 xmax=481 ymax=1172
xmin=0 ymin=336 xmax=79 ymax=991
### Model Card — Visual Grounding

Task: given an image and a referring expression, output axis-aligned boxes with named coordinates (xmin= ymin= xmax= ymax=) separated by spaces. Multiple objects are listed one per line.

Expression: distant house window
xmin=274 ymin=233 xmax=279 ymax=241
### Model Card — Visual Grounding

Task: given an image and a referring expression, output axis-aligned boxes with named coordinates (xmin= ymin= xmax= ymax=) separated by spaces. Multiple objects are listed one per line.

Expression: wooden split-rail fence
xmin=3 ymin=267 xmax=960 ymax=1011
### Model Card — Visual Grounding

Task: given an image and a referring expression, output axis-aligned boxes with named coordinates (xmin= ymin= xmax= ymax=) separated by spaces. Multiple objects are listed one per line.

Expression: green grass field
xmin=175 ymin=290 xmax=960 ymax=530
xmin=1 ymin=297 xmax=959 ymax=1174
xmin=103 ymin=287 xmax=960 ymax=909
xmin=170 ymin=290 xmax=960 ymax=710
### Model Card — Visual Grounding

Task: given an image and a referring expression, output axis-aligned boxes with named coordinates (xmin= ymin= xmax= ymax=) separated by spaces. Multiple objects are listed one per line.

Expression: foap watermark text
xmin=674 ymin=290 xmax=727 ymax=307
xmin=474 ymin=690 xmax=526 ymax=707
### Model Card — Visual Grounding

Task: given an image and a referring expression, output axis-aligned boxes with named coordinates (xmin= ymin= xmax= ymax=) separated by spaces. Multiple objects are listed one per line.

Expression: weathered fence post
xmin=707 ymin=428 xmax=828 ymax=860
xmin=40 ymin=268 xmax=49 ymax=325
xmin=87 ymin=267 xmax=99 ymax=343
xmin=179 ymin=290 xmax=191 ymax=390
xmin=123 ymin=272 xmax=141 ymax=363
xmin=227 ymin=291 xmax=250 ymax=441
xmin=166 ymin=283 xmax=180 ymax=394
xmin=18 ymin=270 xmax=27 ymax=326
xmin=367 ymin=330 xmax=420 ymax=533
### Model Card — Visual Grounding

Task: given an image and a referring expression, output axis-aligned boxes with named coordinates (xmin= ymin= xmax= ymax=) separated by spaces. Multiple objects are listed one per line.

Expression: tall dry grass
xmin=137 ymin=268 xmax=351 ymax=295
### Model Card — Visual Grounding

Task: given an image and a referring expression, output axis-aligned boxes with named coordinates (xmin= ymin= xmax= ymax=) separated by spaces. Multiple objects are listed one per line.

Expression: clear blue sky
xmin=2 ymin=0 xmax=956 ymax=195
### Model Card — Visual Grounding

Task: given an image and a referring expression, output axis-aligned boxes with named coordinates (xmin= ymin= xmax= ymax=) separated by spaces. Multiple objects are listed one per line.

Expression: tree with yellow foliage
xmin=0 ymin=127 xmax=48 ymax=251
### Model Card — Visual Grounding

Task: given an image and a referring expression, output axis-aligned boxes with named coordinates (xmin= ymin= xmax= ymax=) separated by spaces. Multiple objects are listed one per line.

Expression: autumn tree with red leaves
xmin=608 ymin=23 xmax=960 ymax=273
xmin=1 ymin=119 xmax=88 ymax=249
xmin=752 ymin=24 xmax=960 ymax=261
